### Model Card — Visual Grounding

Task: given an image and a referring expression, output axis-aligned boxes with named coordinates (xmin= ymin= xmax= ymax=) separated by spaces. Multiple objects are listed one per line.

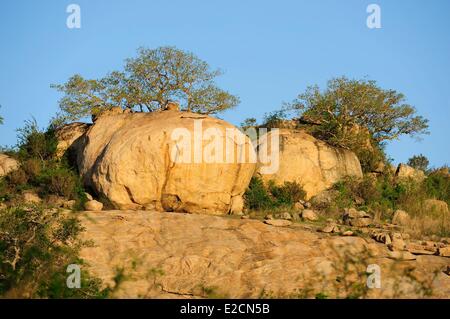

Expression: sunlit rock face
xmin=77 ymin=110 xmax=256 ymax=215
xmin=256 ymin=129 xmax=363 ymax=199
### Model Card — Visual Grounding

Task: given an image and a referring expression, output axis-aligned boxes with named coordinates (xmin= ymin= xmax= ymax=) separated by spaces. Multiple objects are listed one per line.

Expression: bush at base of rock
xmin=244 ymin=176 xmax=307 ymax=211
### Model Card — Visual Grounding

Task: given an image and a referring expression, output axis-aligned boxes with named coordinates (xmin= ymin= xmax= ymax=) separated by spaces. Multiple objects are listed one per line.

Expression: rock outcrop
xmin=395 ymin=164 xmax=426 ymax=182
xmin=55 ymin=122 xmax=91 ymax=159
xmin=79 ymin=210 xmax=450 ymax=298
xmin=0 ymin=154 xmax=19 ymax=177
xmin=256 ymin=129 xmax=363 ymax=199
xmin=423 ymin=199 xmax=449 ymax=215
xmin=77 ymin=111 xmax=256 ymax=215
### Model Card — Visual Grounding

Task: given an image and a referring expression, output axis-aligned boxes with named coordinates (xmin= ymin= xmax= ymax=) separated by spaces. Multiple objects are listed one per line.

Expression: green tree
xmin=286 ymin=77 xmax=428 ymax=147
xmin=240 ymin=117 xmax=257 ymax=130
xmin=52 ymin=46 xmax=239 ymax=123
xmin=285 ymin=77 xmax=429 ymax=171
xmin=407 ymin=154 xmax=429 ymax=172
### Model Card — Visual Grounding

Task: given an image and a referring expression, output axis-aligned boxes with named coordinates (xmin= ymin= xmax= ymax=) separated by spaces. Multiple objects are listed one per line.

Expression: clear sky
xmin=1 ymin=0 xmax=449 ymax=167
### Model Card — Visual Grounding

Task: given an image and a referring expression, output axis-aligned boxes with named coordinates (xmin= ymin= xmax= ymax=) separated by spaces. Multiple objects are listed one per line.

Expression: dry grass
xmin=403 ymin=206 xmax=450 ymax=239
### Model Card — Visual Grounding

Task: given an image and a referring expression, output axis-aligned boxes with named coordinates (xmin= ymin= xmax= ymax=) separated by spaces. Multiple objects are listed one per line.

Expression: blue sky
xmin=0 ymin=0 xmax=449 ymax=167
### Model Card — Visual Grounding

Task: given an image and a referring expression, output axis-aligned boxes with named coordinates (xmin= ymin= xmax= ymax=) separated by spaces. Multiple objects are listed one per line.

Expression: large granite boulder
xmin=77 ymin=110 xmax=256 ymax=215
xmin=256 ymin=129 xmax=363 ymax=199
xmin=395 ymin=164 xmax=426 ymax=182
xmin=423 ymin=199 xmax=449 ymax=215
xmin=55 ymin=122 xmax=91 ymax=159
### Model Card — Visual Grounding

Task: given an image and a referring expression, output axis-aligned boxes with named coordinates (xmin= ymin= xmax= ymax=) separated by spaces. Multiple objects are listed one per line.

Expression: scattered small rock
xmin=241 ymin=215 xmax=250 ymax=220
xmin=371 ymin=231 xmax=392 ymax=245
xmin=85 ymin=192 xmax=94 ymax=201
xmin=264 ymin=219 xmax=292 ymax=227
xmin=392 ymin=210 xmax=410 ymax=226
xmin=279 ymin=212 xmax=292 ymax=220
xmin=341 ymin=230 xmax=354 ymax=236
xmin=438 ymin=246 xmax=450 ymax=257
xmin=319 ymin=224 xmax=339 ymax=234
xmin=344 ymin=208 xmax=370 ymax=219
xmin=22 ymin=191 xmax=42 ymax=204
xmin=304 ymin=202 xmax=312 ymax=209
xmin=388 ymin=233 xmax=406 ymax=251
xmin=407 ymin=243 xmax=437 ymax=255
xmin=387 ymin=251 xmax=416 ymax=261
xmin=349 ymin=218 xmax=373 ymax=228
xmin=301 ymin=209 xmax=318 ymax=221
xmin=63 ymin=200 xmax=77 ymax=209
xmin=294 ymin=202 xmax=305 ymax=211
xmin=264 ymin=214 xmax=274 ymax=220
xmin=84 ymin=200 xmax=103 ymax=211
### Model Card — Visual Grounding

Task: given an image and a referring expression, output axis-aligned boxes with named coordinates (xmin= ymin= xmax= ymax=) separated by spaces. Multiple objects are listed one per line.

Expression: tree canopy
xmin=408 ymin=154 xmax=430 ymax=172
xmin=285 ymin=77 xmax=429 ymax=148
xmin=52 ymin=46 xmax=239 ymax=123
xmin=282 ymin=77 xmax=429 ymax=172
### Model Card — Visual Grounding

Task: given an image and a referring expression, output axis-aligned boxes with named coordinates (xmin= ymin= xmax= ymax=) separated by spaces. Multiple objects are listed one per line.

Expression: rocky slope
xmin=79 ymin=211 xmax=450 ymax=298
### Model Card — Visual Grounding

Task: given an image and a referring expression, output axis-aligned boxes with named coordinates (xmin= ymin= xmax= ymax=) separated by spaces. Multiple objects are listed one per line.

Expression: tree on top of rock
xmin=52 ymin=46 xmax=240 ymax=123
xmin=408 ymin=154 xmax=430 ymax=172
xmin=283 ymin=77 xmax=429 ymax=172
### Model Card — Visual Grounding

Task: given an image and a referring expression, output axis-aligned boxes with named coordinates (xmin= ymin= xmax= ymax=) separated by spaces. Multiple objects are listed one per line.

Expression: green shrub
xmin=0 ymin=206 xmax=107 ymax=298
xmin=354 ymin=144 xmax=386 ymax=173
xmin=424 ymin=170 xmax=450 ymax=204
xmin=21 ymin=158 xmax=42 ymax=179
xmin=407 ymin=154 xmax=429 ymax=172
xmin=268 ymin=180 xmax=306 ymax=206
xmin=244 ymin=177 xmax=274 ymax=210
xmin=37 ymin=166 xmax=78 ymax=198
xmin=244 ymin=177 xmax=306 ymax=210
xmin=6 ymin=168 xmax=29 ymax=187
xmin=4 ymin=119 xmax=88 ymax=210
xmin=327 ymin=175 xmax=408 ymax=221
xmin=16 ymin=118 xmax=57 ymax=161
